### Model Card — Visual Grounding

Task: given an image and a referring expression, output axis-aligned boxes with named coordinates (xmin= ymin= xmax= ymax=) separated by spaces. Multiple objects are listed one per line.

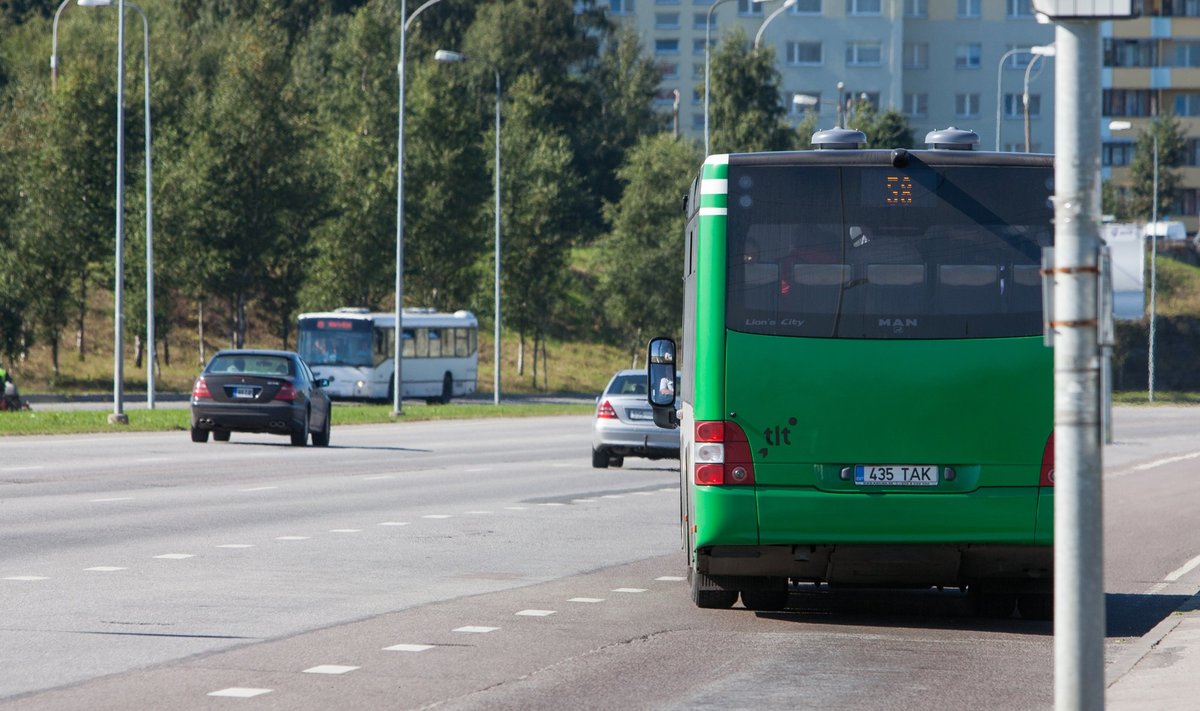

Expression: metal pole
xmin=393 ymin=0 xmax=408 ymax=417
xmin=494 ymin=69 xmax=502 ymax=406
xmin=836 ymin=80 xmax=844 ymax=127
xmin=1024 ymin=54 xmax=1041 ymax=153
xmin=51 ymin=0 xmax=72 ymax=92
xmin=996 ymin=48 xmax=1021 ymax=151
xmin=1052 ymin=20 xmax=1104 ymax=711
xmin=110 ymin=0 xmax=128 ymax=425
xmin=135 ymin=5 xmax=154 ymax=410
xmin=1149 ymin=129 xmax=1158 ymax=402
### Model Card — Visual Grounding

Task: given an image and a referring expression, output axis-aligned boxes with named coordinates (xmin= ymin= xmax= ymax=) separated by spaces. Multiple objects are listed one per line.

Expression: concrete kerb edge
xmin=1106 ymin=587 xmax=1200 ymax=688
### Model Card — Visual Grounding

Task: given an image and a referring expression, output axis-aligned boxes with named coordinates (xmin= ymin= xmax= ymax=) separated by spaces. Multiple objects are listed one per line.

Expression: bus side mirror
xmin=646 ymin=337 xmax=678 ymax=429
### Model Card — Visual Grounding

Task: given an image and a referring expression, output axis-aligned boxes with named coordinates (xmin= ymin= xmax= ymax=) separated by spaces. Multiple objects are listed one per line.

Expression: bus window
xmin=402 ymin=329 xmax=415 ymax=358
xmin=428 ymin=329 xmax=442 ymax=357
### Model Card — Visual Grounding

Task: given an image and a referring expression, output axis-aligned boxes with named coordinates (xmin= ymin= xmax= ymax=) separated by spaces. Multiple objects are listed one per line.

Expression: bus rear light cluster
xmin=596 ymin=400 xmax=618 ymax=419
xmin=1040 ymin=432 xmax=1055 ymax=487
xmin=693 ymin=420 xmax=755 ymax=486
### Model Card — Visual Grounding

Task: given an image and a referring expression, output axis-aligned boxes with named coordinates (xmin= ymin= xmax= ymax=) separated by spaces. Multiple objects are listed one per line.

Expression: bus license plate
xmin=234 ymin=386 xmax=255 ymax=399
xmin=854 ymin=465 xmax=938 ymax=486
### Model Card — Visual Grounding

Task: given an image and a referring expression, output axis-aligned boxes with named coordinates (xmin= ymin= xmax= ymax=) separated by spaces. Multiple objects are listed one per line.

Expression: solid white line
xmin=84 ymin=567 xmax=127 ymax=572
xmin=4 ymin=576 xmax=49 ymax=581
xmin=1166 ymin=553 xmax=1200 ymax=582
xmin=601 ymin=495 xmax=624 ymax=499
xmin=154 ymin=554 xmax=195 ymax=560
xmin=208 ymin=688 xmax=273 ymax=698
xmin=453 ymin=626 xmax=499 ymax=633
xmin=303 ymin=665 xmax=359 ymax=675
xmin=515 ymin=609 xmax=556 ymax=617
xmin=1146 ymin=581 xmax=1170 ymax=595
xmin=383 ymin=643 xmax=434 ymax=652
xmin=2 ymin=465 xmax=44 ymax=472
xmin=239 ymin=486 xmax=278 ymax=492
xmin=1112 ymin=451 xmax=1200 ymax=479
xmin=90 ymin=497 xmax=134 ymax=503
xmin=631 ymin=492 xmax=655 ymax=496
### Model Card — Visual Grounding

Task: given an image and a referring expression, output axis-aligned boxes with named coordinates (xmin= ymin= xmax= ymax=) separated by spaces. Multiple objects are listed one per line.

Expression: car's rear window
xmin=208 ymin=355 xmax=292 ymax=376
xmin=607 ymin=374 xmax=647 ymax=396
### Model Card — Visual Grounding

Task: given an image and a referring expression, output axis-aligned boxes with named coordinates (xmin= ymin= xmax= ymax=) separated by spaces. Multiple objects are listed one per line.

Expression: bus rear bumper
xmin=697 ymin=544 xmax=1052 ymax=592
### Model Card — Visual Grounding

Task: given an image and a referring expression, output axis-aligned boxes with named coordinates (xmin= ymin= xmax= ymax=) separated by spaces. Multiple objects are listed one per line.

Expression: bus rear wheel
xmin=690 ymin=569 xmax=738 ymax=609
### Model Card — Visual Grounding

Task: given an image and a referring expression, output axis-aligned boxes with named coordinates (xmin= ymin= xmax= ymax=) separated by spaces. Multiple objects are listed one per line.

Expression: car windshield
xmin=208 ymin=355 xmax=292 ymax=376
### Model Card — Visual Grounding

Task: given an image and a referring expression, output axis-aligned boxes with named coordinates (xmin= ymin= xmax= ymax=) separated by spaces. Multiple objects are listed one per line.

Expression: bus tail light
xmin=274 ymin=382 xmax=298 ymax=402
xmin=596 ymin=400 xmax=618 ymax=419
xmin=694 ymin=420 xmax=756 ymax=486
xmin=1040 ymin=432 xmax=1055 ymax=487
xmin=191 ymin=377 xmax=211 ymax=400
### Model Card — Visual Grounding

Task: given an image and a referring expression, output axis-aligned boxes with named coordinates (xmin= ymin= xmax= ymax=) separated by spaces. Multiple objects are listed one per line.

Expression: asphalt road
xmin=1 ymin=407 xmax=1199 ymax=709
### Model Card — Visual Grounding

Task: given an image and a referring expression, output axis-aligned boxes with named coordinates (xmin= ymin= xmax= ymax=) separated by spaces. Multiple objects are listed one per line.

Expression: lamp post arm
xmin=754 ymin=1 xmax=790 ymax=49
xmin=995 ymin=47 xmax=1028 ymax=151
xmin=51 ymin=0 xmax=72 ymax=91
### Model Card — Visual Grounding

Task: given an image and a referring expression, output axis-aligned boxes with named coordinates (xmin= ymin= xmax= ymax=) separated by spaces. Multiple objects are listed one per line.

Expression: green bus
xmin=646 ymin=128 xmax=1055 ymax=618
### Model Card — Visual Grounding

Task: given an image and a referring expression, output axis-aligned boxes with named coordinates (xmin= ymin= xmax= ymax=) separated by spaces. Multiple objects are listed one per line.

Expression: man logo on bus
xmin=879 ymin=317 xmax=918 ymax=333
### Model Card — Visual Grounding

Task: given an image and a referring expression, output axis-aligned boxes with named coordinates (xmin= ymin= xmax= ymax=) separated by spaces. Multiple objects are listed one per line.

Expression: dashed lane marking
xmin=515 ymin=610 xmax=556 ymax=617
xmin=84 ymin=567 xmax=127 ymax=572
xmin=208 ymin=688 xmax=272 ymax=698
xmin=378 ymin=522 xmax=411 ymax=527
xmin=1 ymin=465 xmax=44 ymax=472
xmin=90 ymin=497 xmax=134 ymax=503
xmin=154 ymin=554 xmax=195 ymax=560
xmin=329 ymin=529 xmax=362 ymax=533
xmin=631 ymin=492 xmax=656 ymax=496
xmin=656 ymin=576 xmax=685 ymax=582
xmin=384 ymin=644 xmax=435 ymax=652
xmin=275 ymin=536 xmax=310 ymax=541
xmin=362 ymin=475 xmax=395 ymax=481
xmin=503 ymin=507 xmax=527 ymax=511
xmin=239 ymin=486 xmax=278 ymax=492
xmin=463 ymin=511 xmax=492 ymax=515
xmin=601 ymin=495 xmax=624 ymax=499
xmin=422 ymin=515 xmax=453 ymax=520
xmin=568 ymin=598 xmax=605 ymax=603
xmin=135 ymin=457 xmax=171 ymax=463
xmin=537 ymin=503 xmax=566 ymax=507
xmin=303 ymin=665 xmax=359 ymax=675
xmin=572 ymin=499 xmax=598 ymax=503
xmin=453 ymin=626 xmax=499 ymax=634
xmin=216 ymin=544 xmax=255 ymax=549
xmin=4 ymin=576 xmax=49 ymax=581
xmin=612 ymin=588 xmax=647 ymax=593
xmin=465 ymin=468 xmax=493 ymax=473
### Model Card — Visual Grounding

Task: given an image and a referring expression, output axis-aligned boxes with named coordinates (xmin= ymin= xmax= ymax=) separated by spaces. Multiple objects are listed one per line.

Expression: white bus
xmin=296 ymin=308 xmax=478 ymax=404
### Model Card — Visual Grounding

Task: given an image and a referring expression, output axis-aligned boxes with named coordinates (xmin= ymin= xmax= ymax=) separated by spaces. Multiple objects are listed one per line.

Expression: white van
xmin=1145 ymin=221 xmax=1188 ymax=249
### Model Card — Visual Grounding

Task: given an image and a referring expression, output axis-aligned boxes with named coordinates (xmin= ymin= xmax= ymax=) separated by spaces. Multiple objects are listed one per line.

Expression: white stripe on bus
xmin=698 ymin=207 xmax=727 ymax=216
xmin=701 ymin=179 xmax=728 ymax=194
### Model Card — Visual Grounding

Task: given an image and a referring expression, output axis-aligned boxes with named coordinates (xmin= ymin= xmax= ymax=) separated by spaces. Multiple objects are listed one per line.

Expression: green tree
xmin=1129 ymin=113 xmax=1187 ymax=221
xmin=599 ymin=133 xmax=701 ymax=360
xmin=707 ymin=28 xmax=795 ymax=155
xmin=847 ymin=100 xmax=914 ymax=149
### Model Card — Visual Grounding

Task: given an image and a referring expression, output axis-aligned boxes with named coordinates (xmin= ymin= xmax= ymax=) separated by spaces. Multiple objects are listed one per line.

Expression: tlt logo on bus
xmin=759 ymin=417 xmax=797 ymax=458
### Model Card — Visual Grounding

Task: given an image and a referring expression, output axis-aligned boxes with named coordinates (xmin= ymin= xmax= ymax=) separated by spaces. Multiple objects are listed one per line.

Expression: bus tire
xmin=1018 ymin=593 xmax=1053 ymax=621
xmin=740 ymin=585 xmax=790 ymax=611
xmin=439 ymin=372 xmax=453 ymax=404
xmin=592 ymin=448 xmax=609 ymax=468
xmin=690 ymin=570 xmax=738 ymax=609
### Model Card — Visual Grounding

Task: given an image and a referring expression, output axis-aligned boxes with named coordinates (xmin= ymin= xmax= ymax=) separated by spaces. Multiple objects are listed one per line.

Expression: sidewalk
xmin=1108 ymin=590 xmax=1200 ymax=709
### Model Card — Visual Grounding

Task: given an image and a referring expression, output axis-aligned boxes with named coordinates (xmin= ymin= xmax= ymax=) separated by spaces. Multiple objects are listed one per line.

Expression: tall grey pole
xmin=995 ymin=47 xmax=1026 ymax=151
xmin=109 ymin=0 xmax=128 ymax=425
xmin=493 ymin=69 xmax=501 ymax=406
xmin=1052 ymin=20 xmax=1104 ymax=711
xmin=1149 ymin=130 xmax=1158 ymax=402
xmin=393 ymin=0 xmax=407 ymax=416
xmin=135 ymin=5 xmax=154 ymax=410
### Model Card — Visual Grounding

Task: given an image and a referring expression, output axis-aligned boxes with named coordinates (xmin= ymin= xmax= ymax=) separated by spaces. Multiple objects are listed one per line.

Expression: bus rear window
xmin=725 ymin=163 xmax=1053 ymax=340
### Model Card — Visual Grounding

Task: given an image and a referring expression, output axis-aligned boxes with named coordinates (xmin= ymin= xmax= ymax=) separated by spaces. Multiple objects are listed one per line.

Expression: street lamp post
xmin=1109 ymin=118 xmax=1159 ymax=401
xmin=395 ymin=0 xmax=449 ymax=416
xmin=995 ymin=46 xmax=1034 ymax=151
xmin=835 ymin=80 xmax=844 ymax=126
xmin=753 ymin=0 xmax=797 ymax=49
xmin=435 ymin=49 xmax=503 ymax=406
xmin=1023 ymin=44 xmax=1055 ymax=153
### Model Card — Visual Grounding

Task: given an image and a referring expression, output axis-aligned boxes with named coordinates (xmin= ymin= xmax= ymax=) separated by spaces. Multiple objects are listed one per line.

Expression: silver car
xmin=591 ymin=369 xmax=680 ymax=468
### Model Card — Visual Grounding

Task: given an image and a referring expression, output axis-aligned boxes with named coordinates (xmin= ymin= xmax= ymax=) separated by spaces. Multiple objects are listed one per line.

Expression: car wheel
xmin=291 ymin=410 xmax=310 ymax=447
xmin=592 ymin=448 xmax=609 ymax=468
xmin=690 ymin=569 xmax=738 ymax=609
xmin=312 ymin=408 xmax=331 ymax=447
xmin=190 ymin=426 xmax=209 ymax=443
xmin=610 ymin=455 xmax=624 ymax=468
xmin=213 ymin=431 xmax=231 ymax=442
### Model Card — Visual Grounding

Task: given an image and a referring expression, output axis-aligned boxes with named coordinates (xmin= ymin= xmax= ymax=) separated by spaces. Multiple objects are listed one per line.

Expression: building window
xmin=1175 ymin=93 xmax=1200 ymax=116
xmin=693 ymin=88 xmax=703 ymax=105
xmin=692 ymin=113 xmax=705 ymax=130
xmin=694 ymin=13 xmax=715 ymax=30
xmin=655 ymin=38 xmax=680 ymax=55
xmin=610 ymin=0 xmax=635 ymax=13
xmin=1103 ymin=142 xmax=1135 ymax=167
xmin=737 ymin=0 xmax=764 ymax=14
xmin=1161 ymin=0 xmax=1200 ymax=17
xmin=847 ymin=0 xmax=881 ymax=14
xmin=904 ymin=0 xmax=927 ymax=17
xmin=653 ymin=89 xmax=676 ymax=106
xmin=790 ymin=0 xmax=822 ymax=14
xmin=955 ymin=43 xmax=982 ymax=69
xmin=659 ymin=62 xmax=679 ymax=80
xmin=955 ymin=93 xmax=980 ymax=118
xmin=1188 ymin=138 xmax=1200 ymax=166
xmin=655 ymin=12 xmax=681 ymax=28
xmin=655 ymin=0 xmax=679 ymax=5
xmin=1004 ymin=93 xmax=1040 ymax=118
xmin=844 ymin=91 xmax=880 ymax=110
xmin=903 ymin=42 xmax=928 ymax=69
xmin=1175 ymin=188 xmax=1200 ymax=216
xmin=1173 ymin=41 xmax=1200 ymax=67
xmin=787 ymin=41 xmax=823 ymax=66
xmin=1007 ymin=0 xmax=1033 ymax=17
xmin=903 ymin=92 xmax=928 ymax=117
xmin=957 ymin=0 xmax=981 ymax=18
xmin=1104 ymin=39 xmax=1157 ymax=68
xmin=1103 ymin=89 xmax=1156 ymax=117
xmin=846 ymin=41 xmax=882 ymax=66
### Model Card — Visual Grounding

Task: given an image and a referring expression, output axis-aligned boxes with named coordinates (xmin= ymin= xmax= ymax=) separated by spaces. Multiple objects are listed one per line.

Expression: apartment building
xmin=611 ymin=0 xmax=1054 ymax=150
xmin=1103 ymin=3 xmax=1200 ymax=232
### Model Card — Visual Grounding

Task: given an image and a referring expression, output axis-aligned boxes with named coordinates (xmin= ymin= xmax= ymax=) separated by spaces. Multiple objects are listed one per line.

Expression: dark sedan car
xmin=190 ymin=349 xmax=332 ymax=447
